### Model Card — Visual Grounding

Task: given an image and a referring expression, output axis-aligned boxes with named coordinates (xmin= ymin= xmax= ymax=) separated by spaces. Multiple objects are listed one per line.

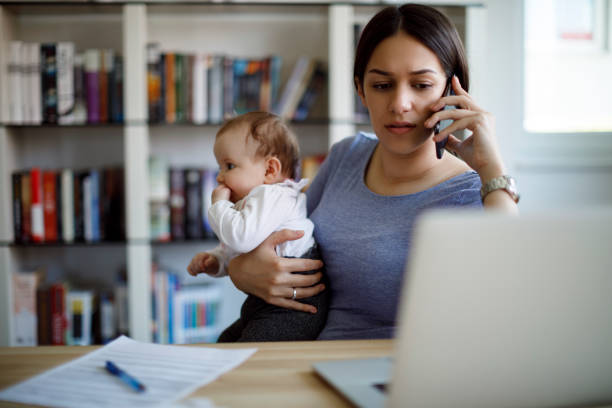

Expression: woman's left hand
xmin=425 ymin=75 xmax=505 ymax=180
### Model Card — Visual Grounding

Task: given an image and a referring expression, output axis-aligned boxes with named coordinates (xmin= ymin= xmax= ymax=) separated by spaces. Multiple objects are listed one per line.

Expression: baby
xmin=188 ymin=111 xmax=328 ymax=342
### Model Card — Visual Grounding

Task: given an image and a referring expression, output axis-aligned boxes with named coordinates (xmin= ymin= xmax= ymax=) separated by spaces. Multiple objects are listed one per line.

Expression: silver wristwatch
xmin=480 ymin=175 xmax=520 ymax=203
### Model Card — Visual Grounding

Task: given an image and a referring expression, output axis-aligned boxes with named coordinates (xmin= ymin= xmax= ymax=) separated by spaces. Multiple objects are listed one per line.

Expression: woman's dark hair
xmin=354 ymin=4 xmax=469 ymax=92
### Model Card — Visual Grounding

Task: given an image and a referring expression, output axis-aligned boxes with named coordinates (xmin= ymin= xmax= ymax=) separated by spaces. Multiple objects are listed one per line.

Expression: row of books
xmin=149 ymin=157 xmax=217 ymax=242
xmin=12 ymin=167 xmax=125 ymax=244
xmin=152 ymin=266 xmax=221 ymax=345
xmin=7 ymin=41 xmax=123 ymax=125
xmin=147 ymin=43 xmax=326 ymax=124
xmin=12 ymin=270 xmax=126 ymax=347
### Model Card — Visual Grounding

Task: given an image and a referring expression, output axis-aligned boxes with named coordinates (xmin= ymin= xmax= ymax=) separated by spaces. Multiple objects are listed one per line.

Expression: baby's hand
xmin=212 ymin=184 xmax=231 ymax=203
xmin=187 ymin=252 xmax=220 ymax=276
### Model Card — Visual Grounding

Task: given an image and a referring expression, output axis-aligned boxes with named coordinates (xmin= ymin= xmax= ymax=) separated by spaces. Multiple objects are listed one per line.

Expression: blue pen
xmin=105 ymin=360 xmax=146 ymax=392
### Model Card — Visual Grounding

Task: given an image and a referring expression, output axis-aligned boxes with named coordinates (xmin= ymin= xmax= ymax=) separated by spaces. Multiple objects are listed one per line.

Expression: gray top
xmin=307 ymin=132 xmax=482 ymax=340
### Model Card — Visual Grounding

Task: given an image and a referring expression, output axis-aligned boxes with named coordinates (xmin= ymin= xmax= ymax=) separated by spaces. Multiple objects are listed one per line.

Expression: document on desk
xmin=0 ymin=335 xmax=256 ymax=408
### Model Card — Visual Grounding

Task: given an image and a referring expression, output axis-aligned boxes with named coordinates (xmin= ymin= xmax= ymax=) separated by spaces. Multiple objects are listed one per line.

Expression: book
xmin=42 ymin=170 xmax=58 ymax=242
xmin=173 ymin=284 xmax=221 ymax=344
xmin=147 ymin=43 xmax=162 ymax=123
xmin=192 ymin=53 xmax=208 ymax=124
xmin=30 ymin=167 xmax=44 ymax=243
xmin=73 ymin=170 xmax=86 ymax=242
xmin=27 ymin=42 xmax=42 ymax=125
xmin=174 ymin=53 xmax=186 ymax=123
xmin=72 ymin=54 xmax=88 ymax=124
xmin=66 ymin=291 xmax=93 ymax=346
xmin=169 ymin=168 xmax=186 ymax=240
xmin=41 ymin=43 xmax=58 ymax=124
xmin=49 ymin=283 xmax=67 ymax=345
xmin=55 ymin=172 xmax=63 ymax=241
xmin=99 ymin=49 xmax=112 ymax=123
xmin=184 ymin=168 xmax=203 ymax=239
xmin=85 ymin=49 xmax=100 ymax=124
xmin=61 ymin=169 xmax=75 ymax=243
xmin=223 ymin=56 xmax=234 ymax=120
xmin=293 ymin=61 xmax=327 ymax=121
xmin=109 ymin=55 xmax=124 ymax=123
xmin=99 ymin=292 xmax=116 ymax=344
xmin=12 ymin=173 xmax=22 ymax=244
xmin=275 ymin=56 xmax=315 ymax=119
xmin=164 ymin=53 xmax=176 ymax=123
xmin=208 ymin=55 xmax=223 ymax=124
xmin=12 ymin=271 xmax=39 ymax=346
xmin=57 ymin=42 xmax=75 ymax=125
xmin=8 ymin=41 xmax=24 ymax=124
xmin=21 ymin=172 xmax=32 ymax=243
xmin=114 ymin=281 xmax=129 ymax=336
xmin=36 ymin=286 xmax=51 ymax=345
xmin=101 ymin=167 xmax=124 ymax=241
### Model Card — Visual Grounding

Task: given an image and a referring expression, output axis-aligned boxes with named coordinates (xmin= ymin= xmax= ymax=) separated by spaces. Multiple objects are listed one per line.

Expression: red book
xmin=50 ymin=283 xmax=67 ymax=345
xmin=30 ymin=167 xmax=44 ymax=243
xmin=43 ymin=170 xmax=58 ymax=242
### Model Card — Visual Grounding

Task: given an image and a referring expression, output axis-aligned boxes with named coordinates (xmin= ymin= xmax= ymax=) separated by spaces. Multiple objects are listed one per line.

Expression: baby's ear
xmin=264 ymin=156 xmax=282 ymax=183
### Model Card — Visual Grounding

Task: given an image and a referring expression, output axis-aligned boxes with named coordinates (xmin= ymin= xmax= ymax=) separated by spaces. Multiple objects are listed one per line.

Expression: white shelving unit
xmin=0 ymin=1 xmax=486 ymax=346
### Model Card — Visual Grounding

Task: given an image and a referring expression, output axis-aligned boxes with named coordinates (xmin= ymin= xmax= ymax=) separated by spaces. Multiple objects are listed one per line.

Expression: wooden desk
xmin=0 ymin=340 xmax=393 ymax=408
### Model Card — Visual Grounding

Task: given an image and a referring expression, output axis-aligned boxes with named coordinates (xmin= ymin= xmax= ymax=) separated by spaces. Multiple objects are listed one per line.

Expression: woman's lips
xmin=385 ymin=122 xmax=416 ymax=135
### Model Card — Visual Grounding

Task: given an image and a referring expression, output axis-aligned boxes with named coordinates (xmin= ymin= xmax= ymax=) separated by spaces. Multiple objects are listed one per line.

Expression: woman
xmin=189 ymin=4 xmax=519 ymax=340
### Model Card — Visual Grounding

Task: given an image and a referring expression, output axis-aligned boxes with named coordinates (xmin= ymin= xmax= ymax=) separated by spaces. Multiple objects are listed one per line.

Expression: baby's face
xmin=213 ymin=125 xmax=268 ymax=203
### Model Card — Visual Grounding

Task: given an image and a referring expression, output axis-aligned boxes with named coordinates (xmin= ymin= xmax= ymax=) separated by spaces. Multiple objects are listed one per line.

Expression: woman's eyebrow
xmin=367 ymin=68 xmax=439 ymax=76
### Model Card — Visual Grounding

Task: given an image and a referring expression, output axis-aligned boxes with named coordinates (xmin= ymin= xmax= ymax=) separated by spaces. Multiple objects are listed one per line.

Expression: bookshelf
xmin=0 ymin=1 xmax=486 ymax=346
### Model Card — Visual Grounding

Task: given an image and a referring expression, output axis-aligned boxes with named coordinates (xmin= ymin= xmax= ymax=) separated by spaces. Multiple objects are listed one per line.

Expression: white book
xmin=57 ymin=42 xmax=75 ymax=124
xmin=208 ymin=55 xmax=223 ymax=124
xmin=192 ymin=53 xmax=208 ymax=124
xmin=66 ymin=291 xmax=93 ymax=346
xmin=61 ymin=168 xmax=74 ymax=243
xmin=155 ymin=271 xmax=168 ymax=344
xmin=149 ymin=156 xmax=169 ymax=201
xmin=9 ymin=41 xmax=24 ymax=124
xmin=72 ymin=54 xmax=87 ymax=124
xmin=22 ymin=43 xmax=32 ymax=124
xmin=83 ymin=174 xmax=92 ymax=242
xmin=275 ymin=56 xmax=314 ymax=119
xmin=29 ymin=43 xmax=42 ymax=124
xmin=12 ymin=271 xmax=39 ymax=346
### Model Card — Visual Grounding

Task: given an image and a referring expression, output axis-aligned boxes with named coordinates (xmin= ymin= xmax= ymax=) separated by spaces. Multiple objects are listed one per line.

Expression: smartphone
xmin=434 ymin=81 xmax=455 ymax=159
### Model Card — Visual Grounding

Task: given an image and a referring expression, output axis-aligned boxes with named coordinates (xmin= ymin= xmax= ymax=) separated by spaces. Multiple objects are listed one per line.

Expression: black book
xmin=41 ymin=44 xmax=58 ymax=124
xmin=184 ymin=168 xmax=203 ymax=239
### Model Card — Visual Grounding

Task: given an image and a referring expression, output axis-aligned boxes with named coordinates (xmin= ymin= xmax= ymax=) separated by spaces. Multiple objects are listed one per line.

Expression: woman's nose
xmin=389 ymin=86 xmax=413 ymax=114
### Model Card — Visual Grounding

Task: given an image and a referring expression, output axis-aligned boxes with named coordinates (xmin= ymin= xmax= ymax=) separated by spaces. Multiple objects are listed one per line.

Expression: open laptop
xmin=313 ymin=209 xmax=612 ymax=408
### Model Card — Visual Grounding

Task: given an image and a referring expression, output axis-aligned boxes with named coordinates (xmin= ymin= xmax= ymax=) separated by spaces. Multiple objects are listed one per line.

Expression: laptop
xmin=313 ymin=209 xmax=612 ymax=408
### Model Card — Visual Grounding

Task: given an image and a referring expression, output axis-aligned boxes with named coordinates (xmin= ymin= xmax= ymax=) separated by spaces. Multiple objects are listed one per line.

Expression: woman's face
xmin=358 ymin=32 xmax=448 ymax=156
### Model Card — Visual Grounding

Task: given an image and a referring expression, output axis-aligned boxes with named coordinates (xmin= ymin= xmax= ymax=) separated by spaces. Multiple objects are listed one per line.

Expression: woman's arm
xmin=427 ymin=76 xmax=518 ymax=213
xmin=227 ymin=229 xmax=325 ymax=313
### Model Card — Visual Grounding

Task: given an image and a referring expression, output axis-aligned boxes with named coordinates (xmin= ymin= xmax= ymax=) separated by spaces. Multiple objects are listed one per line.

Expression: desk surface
xmin=0 ymin=339 xmax=393 ymax=408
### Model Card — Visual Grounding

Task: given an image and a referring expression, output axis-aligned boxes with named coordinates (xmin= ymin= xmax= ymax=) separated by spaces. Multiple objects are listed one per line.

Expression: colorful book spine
xmin=21 ymin=172 xmax=31 ymax=243
xmin=164 ymin=53 xmax=176 ymax=123
xmin=99 ymin=49 xmax=113 ymax=123
xmin=50 ymin=283 xmax=67 ymax=345
xmin=223 ymin=56 xmax=234 ymax=120
xmin=175 ymin=53 xmax=185 ymax=122
xmin=85 ymin=49 xmax=100 ymax=124
xmin=41 ymin=43 xmax=58 ymax=124
xmin=208 ymin=55 xmax=223 ymax=124
xmin=30 ymin=167 xmax=44 ymax=243
xmin=110 ymin=55 xmax=124 ymax=123
xmin=8 ymin=41 xmax=24 ymax=124
xmin=12 ymin=173 xmax=22 ymax=243
xmin=72 ymin=54 xmax=87 ymax=124
xmin=42 ymin=170 xmax=58 ymax=242
xmin=184 ymin=169 xmax=203 ymax=239
xmin=169 ymin=168 xmax=186 ymax=240
xmin=66 ymin=291 xmax=93 ymax=346
xmin=147 ymin=43 xmax=162 ymax=123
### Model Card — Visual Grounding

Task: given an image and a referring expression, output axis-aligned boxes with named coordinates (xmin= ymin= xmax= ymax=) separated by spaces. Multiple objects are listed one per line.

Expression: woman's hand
xmin=227 ymin=229 xmax=325 ymax=314
xmin=426 ymin=75 xmax=505 ymax=181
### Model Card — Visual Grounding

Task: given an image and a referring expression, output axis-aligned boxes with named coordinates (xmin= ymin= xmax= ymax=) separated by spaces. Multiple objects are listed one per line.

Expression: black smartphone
xmin=434 ymin=79 xmax=455 ymax=159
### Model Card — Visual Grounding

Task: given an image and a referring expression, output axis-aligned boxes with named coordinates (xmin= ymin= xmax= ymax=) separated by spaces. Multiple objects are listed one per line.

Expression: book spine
xmin=270 ymin=55 xmax=282 ymax=112
xmin=30 ymin=167 xmax=44 ymax=243
xmin=85 ymin=49 xmax=100 ymax=124
xmin=99 ymin=50 xmax=112 ymax=123
xmin=175 ymin=54 xmax=184 ymax=123
xmin=83 ymin=173 xmax=92 ymax=242
xmin=12 ymin=271 xmax=39 ymax=346
xmin=21 ymin=172 xmax=32 ymax=243
xmin=12 ymin=173 xmax=22 ymax=244
xmin=165 ymin=53 xmax=176 ymax=123
xmin=73 ymin=171 xmax=84 ymax=242
xmin=99 ymin=292 xmax=115 ymax=344
xmin=72 ymin=54 xmax=87 ymax=124
xmin=223 ymin=56 xmax=234 ymax=120
xmin=50 ymin=283 xmax=67 ymax=345
xmin=184 ymin=168 xmax=203 ymax=239
xmin=29 ymin=43 xmax=43 ymax=125
xmin=186 ymin=54 xmax=194 ymax=124
xmin=36 ymin=287 xmax=50 ymax=345
xmin=22 ymin=42 xmax=32 ymax=124
xmin=110 ymin=55 xmax=124 ymax=123
xmin=208 ymin=55 xmax=223 ymax=124
xmin=56 ymin=42 xmax=75 ymax=124
xmin=8 ymin=41 xmax=24 ymax=124
xmin=192 ymin=53 xmax=207 ymax=124
xmin=147 ymin=43 xmax=162 ymax=123
xmin=55 ymin=172 xmax=63 ymax=241
xmin=41 ymin=43 xmax=58 ymax=124
xmin=42 ymin=170 xmax=58 ymax=242
xmin=66 ymin=291 xmax=93 ymax=346
xmin=61 ymin=169 xmax=75 ymax=243
xmin=293 ymin=62 xmax=326 ymax=121
xmin=169 ymin=168 xmax=185 ymax=240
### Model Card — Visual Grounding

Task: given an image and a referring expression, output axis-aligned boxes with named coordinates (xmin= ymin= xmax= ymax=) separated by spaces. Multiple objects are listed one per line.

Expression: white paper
xmin=0 ymin=335 xmax=256 ymax=408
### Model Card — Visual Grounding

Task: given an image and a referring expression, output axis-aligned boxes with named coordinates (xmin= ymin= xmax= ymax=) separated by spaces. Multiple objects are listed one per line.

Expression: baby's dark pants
xmin=217 ymin=245 xmax=329 ymax=342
